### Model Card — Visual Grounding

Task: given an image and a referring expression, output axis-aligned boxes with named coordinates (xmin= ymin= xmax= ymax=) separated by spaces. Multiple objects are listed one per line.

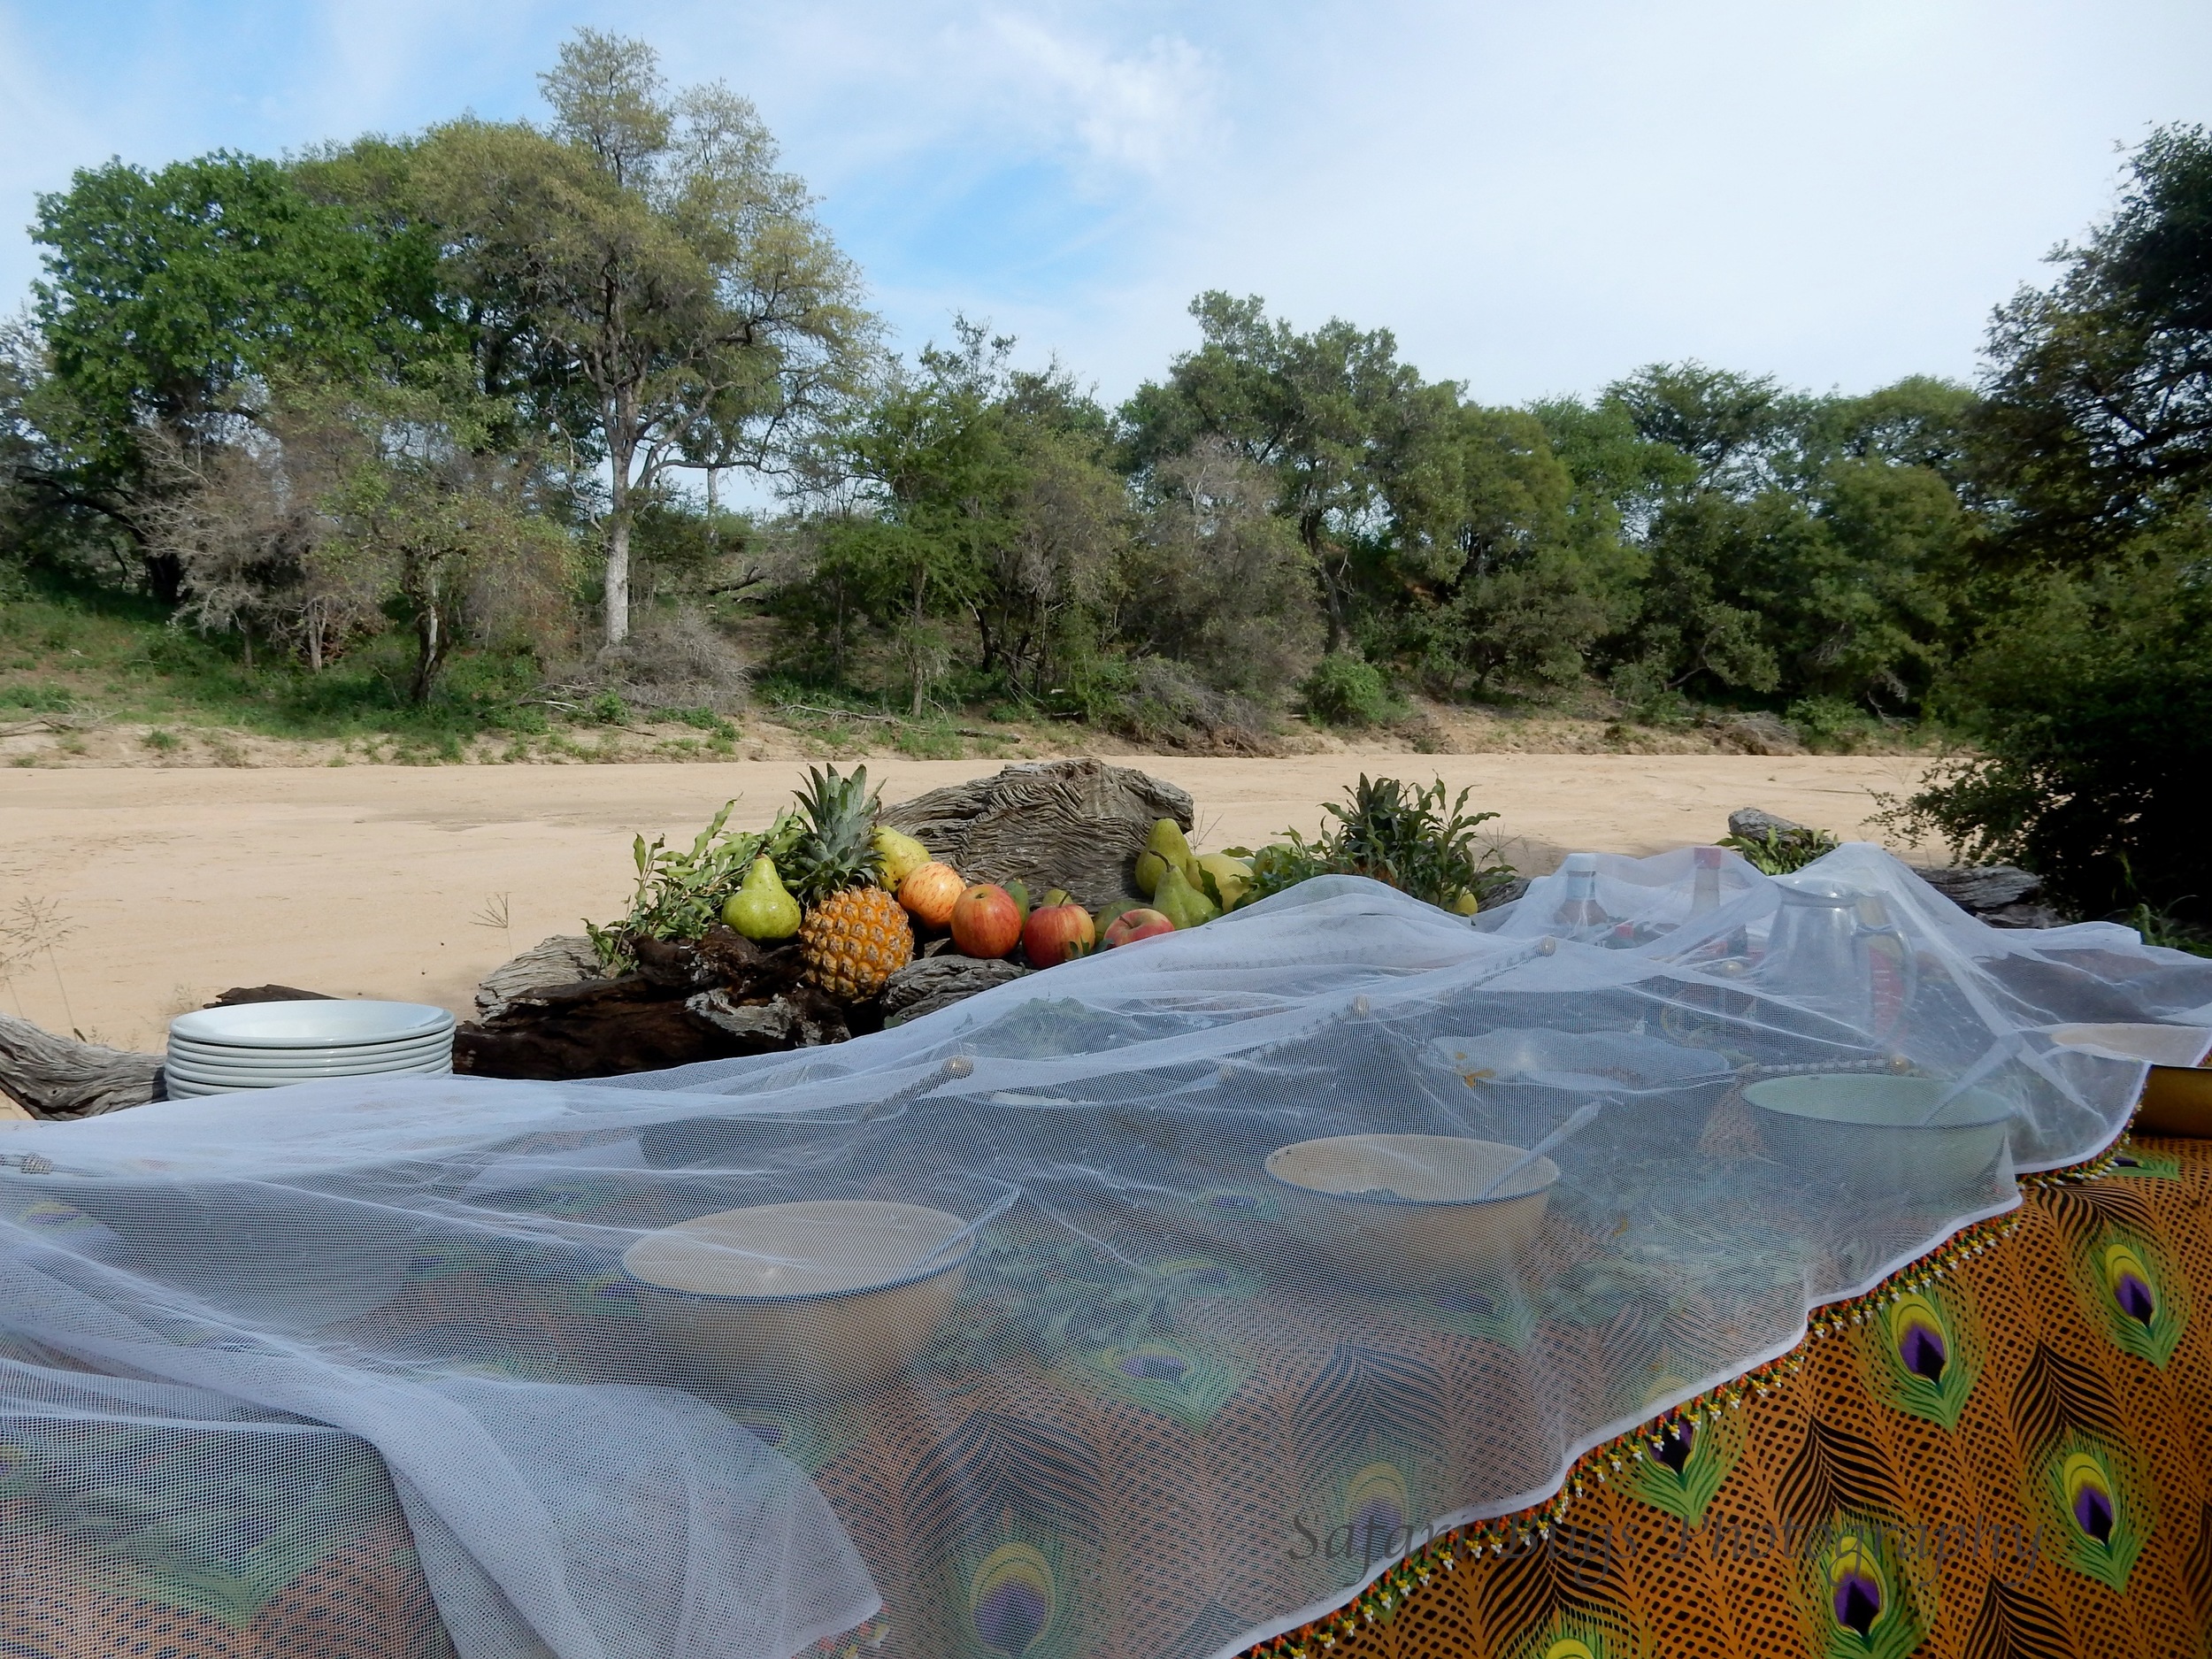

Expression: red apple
xmin=1102 ymin=907 xmax=1174 ymax=948
xmin=950 ymin=883 xmax=1025 ymax=959
xmin=1022 ymin=901 xmax=1095 ymax=967
xmin=897 ymin=861 xmax=965 ymax=931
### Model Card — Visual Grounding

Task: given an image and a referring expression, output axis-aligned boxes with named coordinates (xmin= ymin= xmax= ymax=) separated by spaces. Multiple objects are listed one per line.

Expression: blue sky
xmin=3 ymin=1 xmax=2209 ymax=408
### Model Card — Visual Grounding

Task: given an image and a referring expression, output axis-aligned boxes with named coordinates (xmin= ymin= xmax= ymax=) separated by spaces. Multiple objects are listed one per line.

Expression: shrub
xmin=555 ymin=606 xmax=749 ymax=716
xmin=1897 ymin=549 xmax=2211 ymax=921
xmin=1300 ymin=655 xmax=1398 ymax=727
xmin=1116 ymin=657 xmax=1276 ymax=752
xmin=1786 ymin=695 xmax=1871 ymax=749
xmin=1240 ymin=776 xmax=1516 ymax=910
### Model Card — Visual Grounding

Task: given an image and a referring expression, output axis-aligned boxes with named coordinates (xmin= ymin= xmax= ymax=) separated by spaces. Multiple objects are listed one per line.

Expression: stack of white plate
xmin=165 ymin=1001 xmax=456 ymax=1096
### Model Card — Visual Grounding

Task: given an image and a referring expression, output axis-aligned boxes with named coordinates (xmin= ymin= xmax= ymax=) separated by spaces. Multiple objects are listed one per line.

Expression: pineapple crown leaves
xmin=787 ymin=764 xmax=888 ymax=902
xmin=1243 ymin=775 xmax=1514 ymax=911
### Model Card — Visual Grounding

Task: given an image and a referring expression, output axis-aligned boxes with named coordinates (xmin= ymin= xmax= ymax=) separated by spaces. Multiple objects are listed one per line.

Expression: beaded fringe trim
xmin=1245 ymin=1133 xmax=2136 ymax=1658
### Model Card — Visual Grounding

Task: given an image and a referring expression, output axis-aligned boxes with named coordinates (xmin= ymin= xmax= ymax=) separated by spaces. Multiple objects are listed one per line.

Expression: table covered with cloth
xmin=2 ymin=849 xmax=2210 ymax=1659
xmin=5 ymin=1133 xmax=2210 ymax=1659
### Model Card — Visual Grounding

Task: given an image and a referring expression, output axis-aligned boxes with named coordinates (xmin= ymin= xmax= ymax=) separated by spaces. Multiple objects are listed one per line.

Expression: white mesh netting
xmin=4 ymin=843 xmax=2209 ymax=1659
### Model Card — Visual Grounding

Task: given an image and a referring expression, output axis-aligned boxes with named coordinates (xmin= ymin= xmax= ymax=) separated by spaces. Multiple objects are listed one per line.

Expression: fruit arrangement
xmin=591 ymin=770 xmax=1511 ymax=1010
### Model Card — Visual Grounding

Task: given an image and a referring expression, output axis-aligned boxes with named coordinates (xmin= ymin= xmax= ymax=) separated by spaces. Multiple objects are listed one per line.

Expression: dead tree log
xmin=0 ymin=1012 xmax=162 ymax=1118
xmin=455 ymin=926 xmax=856 ymax=1079
xmin=881 ymin=759 xmax=1194 ymax=911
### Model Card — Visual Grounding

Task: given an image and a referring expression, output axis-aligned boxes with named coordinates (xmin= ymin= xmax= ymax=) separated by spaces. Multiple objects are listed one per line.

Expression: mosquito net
xmin=3 ymin=843 xmax=2207 ymax=1659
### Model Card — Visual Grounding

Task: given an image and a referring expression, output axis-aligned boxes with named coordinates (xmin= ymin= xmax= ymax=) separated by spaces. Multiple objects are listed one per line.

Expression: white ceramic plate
xmin=170 ymin=1000 xmax=454 ymax=1049
xmin=164 ymin=1056 xmax=453 ymax=1089
xmin=167 ymin=1033 xmax=453 ymax=1068
xmin=163 ymin=1067 xmax=453 ymax=1096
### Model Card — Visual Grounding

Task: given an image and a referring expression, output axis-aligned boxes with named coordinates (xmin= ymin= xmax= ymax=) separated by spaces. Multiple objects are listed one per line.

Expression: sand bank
xmin=0 ymin=753 xmax=1939 ymax=1050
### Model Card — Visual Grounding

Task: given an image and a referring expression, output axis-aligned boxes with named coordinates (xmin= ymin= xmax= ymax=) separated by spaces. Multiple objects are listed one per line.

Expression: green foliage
xmin=31 ymin=151 xmax=450 ymax=471
xmin=1299 ymin=654 xmax=1397 ymax=726
xmin=4 ymin=68 xmax=2200 ymax=795
xmin=1241 ymin=776 xmax=1514 ymax=910
xmin=1898 ymin=543 xmax=2211 ymax=920
xmin=589 ymin=800 xmax=803 ymax=969
xmin=1901 ymin=126 xmax=2212 ymax=922
xmin=1122 ymin=292 xmax=1445 ymax=655
xmin=413 ymin=31 xmax=872 ymax=644
xmin=0 ymin=683 xmax=73 ymax=712
xmin=1719 ymin=824 xmax=1842 ymax=876
xmin=1974 ymin=123 xmax=2212 ymax=553
xmin=1786 ymin=695 xmax=1872 ymax=746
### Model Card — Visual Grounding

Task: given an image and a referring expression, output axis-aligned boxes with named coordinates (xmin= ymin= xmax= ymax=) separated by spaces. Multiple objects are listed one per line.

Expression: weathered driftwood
xmin=881 ymin=957 xmax=1029 ymax=1027
xmin=474 ymin=936 xmax=602 ymax=1021
xmin=210 ymin=984 xmax=335 ymax=1006
xmin=881 ymin=759 xmax=1195 ymax=911
xmin=1915 ymin=864 xmax=2039 ymax=912
xmin=1912 ymin=865 xmax=2065 ymax=930
xmin=0 ymin=1011 xmax=162 ymax=1118
xmin=1727 ymin=806 xmax=2063 ymax=929
xmin=1727 ymin=806 xmax=1807 ymax=841
xmin=456 ymin=926 xmax=856 ymax=1079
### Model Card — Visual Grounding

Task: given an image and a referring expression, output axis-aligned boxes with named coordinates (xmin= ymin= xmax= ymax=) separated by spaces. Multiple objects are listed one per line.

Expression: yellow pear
xmin=1196 ymin=853 xmax=1253 ymax=910
xmin=872 ymin=826 xmax=933 ymax=887
xmin=723 ymin=856 xmax=803 ymax=940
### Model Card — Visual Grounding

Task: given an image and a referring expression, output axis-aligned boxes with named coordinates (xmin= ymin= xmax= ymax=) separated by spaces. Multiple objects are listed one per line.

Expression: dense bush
xmin=1298 ymin=655 xmax=1398 ymax=727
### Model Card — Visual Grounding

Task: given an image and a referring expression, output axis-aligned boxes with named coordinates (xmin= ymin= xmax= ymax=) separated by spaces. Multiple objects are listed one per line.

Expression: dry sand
xmin=0 ymin=753 xmax=1941 ymax=1051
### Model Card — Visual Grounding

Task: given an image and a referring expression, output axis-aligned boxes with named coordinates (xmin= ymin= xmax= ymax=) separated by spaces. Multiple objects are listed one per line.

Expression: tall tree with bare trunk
xmin=419 ymin=30 xmax=873 ymax=645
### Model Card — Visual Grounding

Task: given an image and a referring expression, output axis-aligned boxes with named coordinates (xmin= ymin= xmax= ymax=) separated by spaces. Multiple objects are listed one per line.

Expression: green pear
xmin=1094 ymin=898 xmax=1141 ymax=934
xmin=1145 ymin=818 xmax=1202 ymax=887
xmin=723 ymin=856 xmax=803 ymax=941
xmin=1004 ymin=878 xmax=1033 ymax=922
xmin=1133 ymin=849 xmax=1169 ymax=896
xmin=1152 ymin=863 xmax=1219 ymax=930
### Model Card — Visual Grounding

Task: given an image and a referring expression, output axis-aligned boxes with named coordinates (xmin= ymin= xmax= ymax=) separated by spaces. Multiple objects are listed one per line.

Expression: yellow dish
xmin=2048 ymin=1024 xmax=2212 ymax=1138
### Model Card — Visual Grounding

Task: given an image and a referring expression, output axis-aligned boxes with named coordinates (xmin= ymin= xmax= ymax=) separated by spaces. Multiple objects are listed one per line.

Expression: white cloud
xmin=1 ymin=0 xmax=2208 ymax=408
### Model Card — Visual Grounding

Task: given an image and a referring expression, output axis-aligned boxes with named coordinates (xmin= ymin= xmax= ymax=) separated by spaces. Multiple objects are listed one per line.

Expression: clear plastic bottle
xmin=1690 ymin=846 xmax=1724 ymax=916
xmin=1550 ymin=853 xmax=1611 ymax=931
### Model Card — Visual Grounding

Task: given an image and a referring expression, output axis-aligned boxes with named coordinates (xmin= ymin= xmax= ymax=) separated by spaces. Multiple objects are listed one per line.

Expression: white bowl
xmin=167 ymin=1034 xmax=453 ymax=1071
xmin=170 ymin=1001 xmax=454 ymax=1048
xmin=1263 ymin=1133 xmax=1558 ymax=1286
xmin=625 ymin=1201 xmax=973 ymax=1398
xmin=165 ymin=1058 xmax=453 ymax=1093
xmin=1744 ymin=1075 xmax=2011 ymax=1202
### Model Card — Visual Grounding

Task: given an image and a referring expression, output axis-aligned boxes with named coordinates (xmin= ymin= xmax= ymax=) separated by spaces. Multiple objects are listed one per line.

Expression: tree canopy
xmin=2 ymin=75 xmax=2205 ymax=929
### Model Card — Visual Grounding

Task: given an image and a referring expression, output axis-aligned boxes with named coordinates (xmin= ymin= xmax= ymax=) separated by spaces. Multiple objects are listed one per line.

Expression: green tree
xmin=1908 ymin=124 xmax=2212 ymax=920
xmin=1125 ymin=435 xmax=1316 ymax=699
xmin=1122 ymin=292 xmax=1448 ymax=654
xmin=27 ymin=151 xmax=448 ymax=597
xmin=1974 ymin=123 xmax=2212 ymax=553
xmin=415 ymin=30 xmax=872 ymax=647
xmin=1904 ymin=537 xmax=2210 ymax=919
xmin=318 ymin=381 xmax=576 ymax=703
xmin=1383 ymin=403 xmax=1606 ymax=695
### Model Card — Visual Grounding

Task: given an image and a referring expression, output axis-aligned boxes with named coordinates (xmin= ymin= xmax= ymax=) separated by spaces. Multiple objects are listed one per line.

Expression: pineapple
xmin=787 ymin=765 xmax=914 ymax=999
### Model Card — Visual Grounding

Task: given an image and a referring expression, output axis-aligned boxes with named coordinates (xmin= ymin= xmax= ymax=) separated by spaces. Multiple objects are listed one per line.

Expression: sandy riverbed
xmin=0 ymin=753 xmax=1941 ymax=1051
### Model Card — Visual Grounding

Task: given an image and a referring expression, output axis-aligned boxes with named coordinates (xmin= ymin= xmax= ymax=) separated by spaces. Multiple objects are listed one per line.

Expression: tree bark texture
xmin=0 ymin=1013 xmax=162 ymax=1119
xmin=879 ymin=759 xmax=1196 ymax=911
